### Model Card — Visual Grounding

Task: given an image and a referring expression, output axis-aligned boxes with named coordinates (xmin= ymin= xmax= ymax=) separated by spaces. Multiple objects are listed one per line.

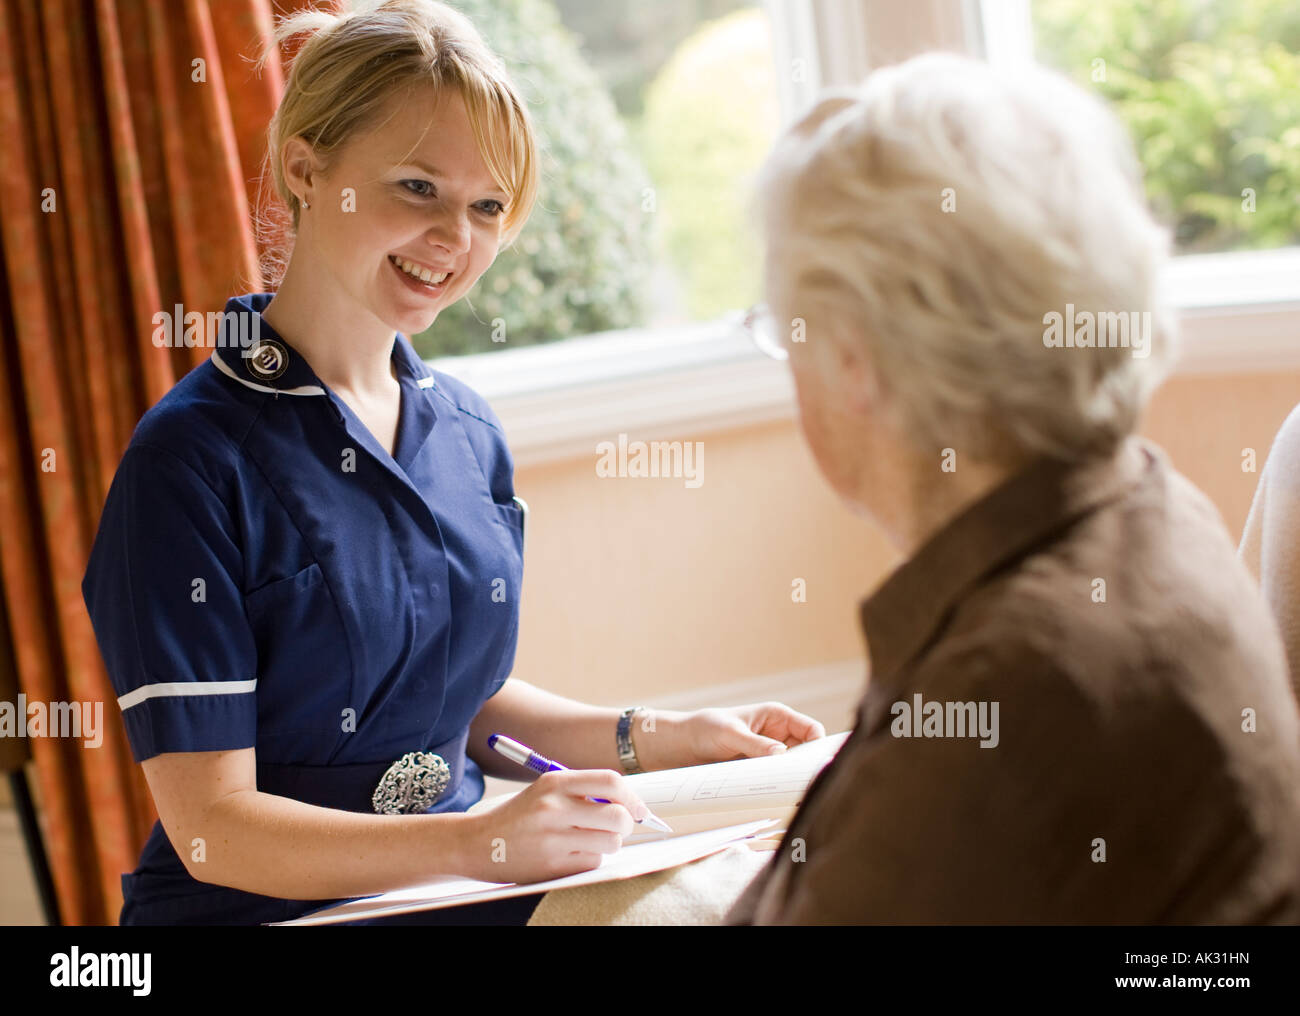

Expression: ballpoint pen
xmin=487 ymin=733 xmax=674 ymax=833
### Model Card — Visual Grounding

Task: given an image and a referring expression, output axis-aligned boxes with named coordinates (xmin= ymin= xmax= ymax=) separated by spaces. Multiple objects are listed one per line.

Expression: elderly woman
xmin=728 ymin=53 xmax=1300 ymax=924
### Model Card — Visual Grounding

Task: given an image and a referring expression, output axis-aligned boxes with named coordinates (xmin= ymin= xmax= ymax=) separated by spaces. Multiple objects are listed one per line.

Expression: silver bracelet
xmin=616 ymin=706 xmax=644 ymax=774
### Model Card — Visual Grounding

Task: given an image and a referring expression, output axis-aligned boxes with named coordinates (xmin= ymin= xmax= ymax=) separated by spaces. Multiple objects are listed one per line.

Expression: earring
xmin=302 ymin=198 xmax=310 ymax=209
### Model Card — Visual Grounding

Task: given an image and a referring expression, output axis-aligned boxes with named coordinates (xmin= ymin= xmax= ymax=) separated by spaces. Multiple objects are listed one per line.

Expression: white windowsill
xmin=430 ymin=316 xmax=797 ymax=468
xmin=1163 ymin=248 xmax=1300 ymax=310
xmin=430 ymin=251 xmax=1300 ymax=468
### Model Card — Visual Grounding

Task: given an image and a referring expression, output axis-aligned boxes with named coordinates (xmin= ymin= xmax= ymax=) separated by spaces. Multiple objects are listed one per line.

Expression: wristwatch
xmin=616 ymin=706 xmax=645 ymax=774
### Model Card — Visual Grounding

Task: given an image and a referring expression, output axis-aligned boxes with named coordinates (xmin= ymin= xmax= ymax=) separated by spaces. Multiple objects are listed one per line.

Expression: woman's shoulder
xmin=124 ymin=354 xmax=264 ymax=491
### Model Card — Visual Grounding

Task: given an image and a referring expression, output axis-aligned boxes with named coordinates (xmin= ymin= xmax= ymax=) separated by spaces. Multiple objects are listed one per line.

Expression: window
xmin=412 ymin=0 xmax=782 ymax=360
xmin=432 ymin=0 xmax=1300 ymax=465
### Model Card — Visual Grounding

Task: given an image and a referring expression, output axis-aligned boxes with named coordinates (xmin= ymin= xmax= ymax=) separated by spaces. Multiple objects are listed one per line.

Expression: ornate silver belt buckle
xmin=371 ymin=751 xmax=451 ymax=815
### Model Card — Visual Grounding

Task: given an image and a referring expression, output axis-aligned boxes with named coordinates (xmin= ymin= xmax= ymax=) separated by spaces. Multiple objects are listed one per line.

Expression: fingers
xmin=790 ymin=707 xmax=827 ymax=742
xmin=752 ymin=701 xmax=827 ymax=745
xmin=728 ymin=724 xmax=789 ymax=758
xmin=563 ymin=800 xmax=636 ymax=836
xmin=567 ymin=828 xmax=625 ymax=856
xmin=496 ymin=771 xmax=646 ymax=883
xmin=539 ymin=768 xmax=648 ymax=823
xmin=784 ymin=710 xmax=827 ymax=744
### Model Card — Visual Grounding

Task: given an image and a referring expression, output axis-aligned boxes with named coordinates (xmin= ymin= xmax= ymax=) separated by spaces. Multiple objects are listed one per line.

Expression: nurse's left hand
xmin=635 ymin=702 xmax=826 ymax=772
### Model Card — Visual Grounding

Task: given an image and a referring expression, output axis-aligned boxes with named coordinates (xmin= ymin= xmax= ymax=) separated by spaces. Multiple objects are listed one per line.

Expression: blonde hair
xmin=758 ymin=52 xmax=1177 ymax=465
xmin=261 ymin=0 xmax=538 ymax=251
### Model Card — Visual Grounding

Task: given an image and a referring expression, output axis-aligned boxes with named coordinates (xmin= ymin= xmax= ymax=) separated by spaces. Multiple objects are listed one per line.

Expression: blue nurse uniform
xmin=82 ymin=293 xmax=528 ymax=924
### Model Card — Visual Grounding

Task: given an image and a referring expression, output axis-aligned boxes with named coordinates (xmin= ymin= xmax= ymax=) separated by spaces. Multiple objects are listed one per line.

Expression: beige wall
xmin=511 ymin=417 xmax=895 ymax=705
xmin=511 ymin=368 xmax=1300 ymax=706
xmin=1140 ymin=370 xmax=1300 ymax=538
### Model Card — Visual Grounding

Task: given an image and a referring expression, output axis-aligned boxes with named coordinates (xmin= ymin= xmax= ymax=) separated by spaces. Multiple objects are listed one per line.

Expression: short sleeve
xmin=82 ymin=443 xmax=258 ymax=762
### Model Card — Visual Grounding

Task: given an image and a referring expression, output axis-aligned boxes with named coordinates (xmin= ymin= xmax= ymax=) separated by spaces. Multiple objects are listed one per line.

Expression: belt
xmin=256 ymin=730 xmax=472 ymax=815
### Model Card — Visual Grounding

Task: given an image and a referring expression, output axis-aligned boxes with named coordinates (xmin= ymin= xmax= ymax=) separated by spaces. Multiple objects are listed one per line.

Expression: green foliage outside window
xmin=639 ymin=8 xmax=779 ymax=321
xmin=411 ymin=0 xmax=1300 ymax=359
xmin=412 ymin=0 xmax=654 ymax=358
xmin=1033 ymin=0 xmax=1300 ymax=252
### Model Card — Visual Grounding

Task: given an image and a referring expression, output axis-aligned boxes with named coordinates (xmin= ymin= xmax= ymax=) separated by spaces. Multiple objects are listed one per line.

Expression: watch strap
xmin=616 ymin=706 xmax=644 ymax=774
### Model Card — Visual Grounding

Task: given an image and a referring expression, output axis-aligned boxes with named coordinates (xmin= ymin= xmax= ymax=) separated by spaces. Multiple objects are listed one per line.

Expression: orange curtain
xmin=0 ymin=0 xmax=324 ymax=925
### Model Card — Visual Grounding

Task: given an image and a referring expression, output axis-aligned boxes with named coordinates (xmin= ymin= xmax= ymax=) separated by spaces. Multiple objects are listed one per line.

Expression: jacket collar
xmin=859 ymin=436 xmax=1156 ymax=685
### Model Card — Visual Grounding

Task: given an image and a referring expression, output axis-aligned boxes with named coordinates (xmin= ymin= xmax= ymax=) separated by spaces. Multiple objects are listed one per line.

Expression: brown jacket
xmin=728 ymin=438 xmax=1300 ymax=924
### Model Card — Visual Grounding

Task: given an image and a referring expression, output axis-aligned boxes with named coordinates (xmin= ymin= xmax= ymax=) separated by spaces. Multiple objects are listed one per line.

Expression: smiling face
xmin=293 ymin=84 xmax=510 ymax=338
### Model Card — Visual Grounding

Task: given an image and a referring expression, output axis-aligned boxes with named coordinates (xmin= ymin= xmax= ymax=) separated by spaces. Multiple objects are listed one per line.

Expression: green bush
xmin=1033 ymin=0 xmax=1300 ymax=252
xmin=412 ymin=0 xmax=654 ymax=357
xmin=640 ymin=7 xmax=779 ymax=319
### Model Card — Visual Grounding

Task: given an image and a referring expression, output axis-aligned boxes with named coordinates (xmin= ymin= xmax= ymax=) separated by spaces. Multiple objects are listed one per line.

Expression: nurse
xmin=81 ymin=0 xmax=824 ymax=925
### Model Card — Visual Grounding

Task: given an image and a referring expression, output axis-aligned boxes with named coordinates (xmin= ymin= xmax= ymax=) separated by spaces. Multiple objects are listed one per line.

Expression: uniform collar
xmin=210 ymin=293 xmax=438 ymax=396
xmin=859 ymin=436 xmax=1156 ymax=685
xmin=391 ymin=326 xmax=439 ymax=392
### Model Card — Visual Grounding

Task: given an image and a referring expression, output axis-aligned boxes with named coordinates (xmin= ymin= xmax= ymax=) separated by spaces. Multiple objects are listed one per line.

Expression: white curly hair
xmin=758 ymin=52 xmax=1178 ymax=464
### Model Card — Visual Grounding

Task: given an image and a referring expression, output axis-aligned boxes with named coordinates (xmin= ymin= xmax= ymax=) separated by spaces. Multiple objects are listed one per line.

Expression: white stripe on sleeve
xmin=117 ymin=679 xmax=257 ymax=712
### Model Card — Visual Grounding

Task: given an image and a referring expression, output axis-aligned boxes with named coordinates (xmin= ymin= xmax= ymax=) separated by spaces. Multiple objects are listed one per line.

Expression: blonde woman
xmin=728 ymin=53 xmax=1300 ymax=923
xmin=82 ymin=0 xmax=822 ymax=926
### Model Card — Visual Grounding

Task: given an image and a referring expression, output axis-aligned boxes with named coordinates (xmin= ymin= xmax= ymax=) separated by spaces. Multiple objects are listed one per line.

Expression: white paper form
xmin=619 ymin=730 xmax=851 ymax=842
xmin=269 ymin=818 xmax=779 ymax=926
xmin=631 ymin=730 xmax=850 ymax=807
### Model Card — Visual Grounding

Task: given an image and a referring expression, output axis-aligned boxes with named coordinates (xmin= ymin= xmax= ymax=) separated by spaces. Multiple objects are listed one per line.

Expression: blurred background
xmin=1 ymin=0 xmax=1298 ymax=924
xmin=417 ymin=0 xmax=1300 ymax=358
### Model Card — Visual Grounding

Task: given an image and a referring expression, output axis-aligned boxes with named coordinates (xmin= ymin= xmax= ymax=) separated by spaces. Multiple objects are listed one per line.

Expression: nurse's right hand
xmin=455 ymin=768 xmax=649 ymax=883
